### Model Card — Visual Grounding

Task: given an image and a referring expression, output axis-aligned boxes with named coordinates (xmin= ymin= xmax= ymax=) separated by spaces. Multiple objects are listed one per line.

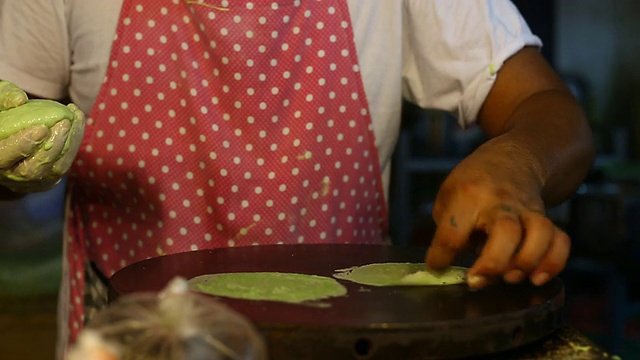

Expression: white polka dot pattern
xmin=65 ymin=0 xmax=388 ymax=343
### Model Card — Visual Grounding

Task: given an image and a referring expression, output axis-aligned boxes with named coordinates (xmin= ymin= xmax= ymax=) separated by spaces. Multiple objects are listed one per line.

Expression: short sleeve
xmin=402 ymin=0 xmax=542 ymax=127
xmin=0 ymin=0 xmax=70 ymax=99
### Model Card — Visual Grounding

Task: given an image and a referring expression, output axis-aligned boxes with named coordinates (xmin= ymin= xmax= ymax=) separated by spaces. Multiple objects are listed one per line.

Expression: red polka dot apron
xmin=64 ymin=0 xmax=388 ymax=344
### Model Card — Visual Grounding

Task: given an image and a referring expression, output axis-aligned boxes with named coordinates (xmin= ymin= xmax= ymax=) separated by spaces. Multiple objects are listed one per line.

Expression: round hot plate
xmin=109 ymin=244 xmax=564 ymax=359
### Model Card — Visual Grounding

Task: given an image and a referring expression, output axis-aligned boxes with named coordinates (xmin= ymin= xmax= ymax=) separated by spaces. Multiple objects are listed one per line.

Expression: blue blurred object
xmin=0 ymin=180 xmax=66 ymax=296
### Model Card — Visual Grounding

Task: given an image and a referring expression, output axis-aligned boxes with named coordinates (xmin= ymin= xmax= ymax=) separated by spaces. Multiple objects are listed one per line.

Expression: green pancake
xmin=188 ymin=272 xmax=347 ymax=304
xmin=333 ymin=263 xmax=467 ymax=286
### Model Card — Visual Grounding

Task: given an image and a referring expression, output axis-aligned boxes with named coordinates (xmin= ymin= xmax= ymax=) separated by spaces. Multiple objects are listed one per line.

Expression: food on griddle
xmin=188 ymin=272 xmax=348 ymax=304
xmin=333 ymin=262 xmax=467 ymax=286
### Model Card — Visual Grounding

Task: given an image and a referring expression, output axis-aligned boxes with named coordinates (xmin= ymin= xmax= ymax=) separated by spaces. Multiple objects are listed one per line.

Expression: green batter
xmin=0 ymin=99 xmax=77 ymax=140
xmin=188 ymin=272 xmax=347 ymax=304
xmin=333 ymin=263 xmax=467 ymax=286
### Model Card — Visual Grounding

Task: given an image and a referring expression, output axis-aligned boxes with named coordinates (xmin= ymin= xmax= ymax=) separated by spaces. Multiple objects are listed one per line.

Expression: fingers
xmin=52 ymin=104 xmax=86 ymax=175
xmin=13 ymin=120 xmax=71 ymax=180
xmin=503 ymin=212 xmax=555 ymax=283
xmin=426 ymin=203 xmax=478 ymax=270
xmin=468 ymin=205 xmax=523 ymax=286
xmin=429 ymin=201 xmax=571 ymax=290
xmin=502 ymin=211 xmax=570 ymax=286
xmin=0 ymin=97 xmax=85 ymax=193
xmin=0 ymin=81 xmax=28 ymax=110
xmin=469 ymin=208 xmax=569 ymax=288
xmin=529 ymin=228 xmax=571 ymax=286
xmin=0 ymin=125 xmax=49 ymax=168
xmin=67 ymin=103 xmax=85 ymax=124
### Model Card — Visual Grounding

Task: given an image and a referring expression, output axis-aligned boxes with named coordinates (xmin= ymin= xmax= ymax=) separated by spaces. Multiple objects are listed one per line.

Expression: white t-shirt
xmin=0 ymin=0 xmax=541 ymax=199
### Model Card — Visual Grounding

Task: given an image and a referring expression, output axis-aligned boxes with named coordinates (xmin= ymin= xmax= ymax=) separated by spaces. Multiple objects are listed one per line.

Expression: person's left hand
xmin=0 ymin=81 xmax=85 ymax=193
xmin=425 ymin=137 xmax=570 ymax=289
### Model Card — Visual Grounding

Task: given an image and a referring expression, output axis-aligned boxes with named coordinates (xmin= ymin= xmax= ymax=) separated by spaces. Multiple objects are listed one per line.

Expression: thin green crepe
xmin=188 ymin=272 xmax=347 ymax=304
xmin=333 ymin=263 xmax=467 ymax=286
xmin=0 ymin=99 xmax=76 ymax=140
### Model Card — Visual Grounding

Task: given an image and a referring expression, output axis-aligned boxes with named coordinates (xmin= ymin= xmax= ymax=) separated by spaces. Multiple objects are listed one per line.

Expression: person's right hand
xmin=0 ymin=81 xmax=85 ymax=193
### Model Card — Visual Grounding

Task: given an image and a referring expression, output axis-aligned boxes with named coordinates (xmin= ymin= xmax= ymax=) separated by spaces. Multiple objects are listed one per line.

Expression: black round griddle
xmin=109 ymin=244 xmax=564 ymax=359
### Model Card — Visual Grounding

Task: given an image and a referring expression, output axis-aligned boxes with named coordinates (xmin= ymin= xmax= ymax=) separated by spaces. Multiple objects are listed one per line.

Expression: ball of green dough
xmin=0 ymin=99 xmax=77 ymax=140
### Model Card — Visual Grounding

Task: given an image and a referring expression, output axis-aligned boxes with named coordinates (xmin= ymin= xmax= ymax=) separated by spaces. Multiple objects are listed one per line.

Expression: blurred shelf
xmin=403 ymin=157 xmax=462 ymax=173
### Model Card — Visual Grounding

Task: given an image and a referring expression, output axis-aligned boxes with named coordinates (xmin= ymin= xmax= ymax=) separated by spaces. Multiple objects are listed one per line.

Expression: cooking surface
xmin=109 ymin=244 xmax=565 ymax=359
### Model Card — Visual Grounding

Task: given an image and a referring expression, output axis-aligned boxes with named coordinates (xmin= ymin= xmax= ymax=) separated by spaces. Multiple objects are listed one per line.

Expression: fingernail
xmin=531 ymin=272 xmax=549 ymax=286
xmin=467 ymin=274 xmax=487 ymax=289
xmin=504 ymin=269 xmax=526 ymax=284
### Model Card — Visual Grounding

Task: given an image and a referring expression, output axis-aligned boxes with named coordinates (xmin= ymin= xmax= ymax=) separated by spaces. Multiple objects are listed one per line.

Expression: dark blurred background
xmin=2 ymin=1 xmax=640 ymax=358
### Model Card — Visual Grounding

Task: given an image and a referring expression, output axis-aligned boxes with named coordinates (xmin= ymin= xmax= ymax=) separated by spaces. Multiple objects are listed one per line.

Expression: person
xmin=0 ymin=0 xmax=595 ymax=358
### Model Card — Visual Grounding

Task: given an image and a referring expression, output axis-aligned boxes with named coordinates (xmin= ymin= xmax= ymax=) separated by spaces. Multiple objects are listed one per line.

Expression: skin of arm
xmin=425 ymin=46 xmax=596 ymax=288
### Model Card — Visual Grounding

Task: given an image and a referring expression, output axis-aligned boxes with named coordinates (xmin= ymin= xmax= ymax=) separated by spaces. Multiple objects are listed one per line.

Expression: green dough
xmin=333 ymin=263 xmax=467 ymax=286
xmin=188 ymin=272 xmax=347 ymax=304
xmin=0 ymin=99 xmax=75 ymax=140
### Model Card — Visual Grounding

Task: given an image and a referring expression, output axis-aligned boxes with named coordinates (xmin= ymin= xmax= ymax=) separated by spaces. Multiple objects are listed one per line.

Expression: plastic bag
xmin=66 ymin=277 xmax=267 ymax=360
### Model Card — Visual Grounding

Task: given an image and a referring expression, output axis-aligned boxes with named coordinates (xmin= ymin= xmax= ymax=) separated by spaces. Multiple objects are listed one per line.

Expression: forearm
xmin=475 ymin=47 xmax=596 ymax=207
xmin=427 ymin=48 xmax=590 ymax=285
xmin=486 ymin=88 xmax=595 ymax=207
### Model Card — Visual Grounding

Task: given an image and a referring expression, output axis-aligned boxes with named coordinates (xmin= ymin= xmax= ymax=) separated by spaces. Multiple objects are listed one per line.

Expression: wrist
xmin=468 ymin=138 xmax=546 ymax=210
